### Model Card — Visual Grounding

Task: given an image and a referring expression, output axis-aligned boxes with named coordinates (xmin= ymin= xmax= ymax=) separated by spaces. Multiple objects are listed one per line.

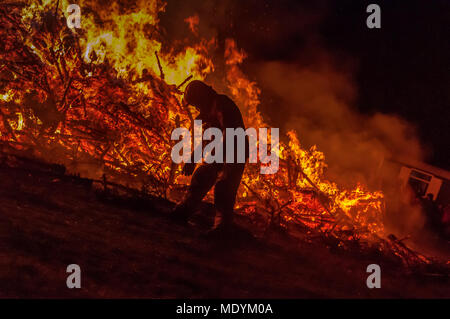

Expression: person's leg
xmin=212 ymin=163 xmax=245 ymax=229
xmin=171 ymin=163 xmax=221 ymax=221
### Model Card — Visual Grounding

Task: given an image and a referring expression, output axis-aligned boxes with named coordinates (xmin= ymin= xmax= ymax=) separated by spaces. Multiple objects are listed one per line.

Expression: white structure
xmin=383 ymin=157 xmax=450 ymax=205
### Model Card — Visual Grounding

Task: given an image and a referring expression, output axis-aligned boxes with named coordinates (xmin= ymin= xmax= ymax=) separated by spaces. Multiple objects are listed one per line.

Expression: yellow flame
xmin=78 ymin=0 xmax=213 ymax=84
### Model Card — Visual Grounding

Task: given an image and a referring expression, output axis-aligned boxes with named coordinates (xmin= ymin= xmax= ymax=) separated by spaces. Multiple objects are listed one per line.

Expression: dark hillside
xmin=0 ymin=156 xmax=448 ymax=298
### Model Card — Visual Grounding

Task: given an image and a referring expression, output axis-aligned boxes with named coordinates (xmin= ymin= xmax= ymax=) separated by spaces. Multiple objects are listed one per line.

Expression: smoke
xmin=255 ymin=57 xmax=424 ymax=187
xmin=252 ymin=48 xmax=427 ymax=236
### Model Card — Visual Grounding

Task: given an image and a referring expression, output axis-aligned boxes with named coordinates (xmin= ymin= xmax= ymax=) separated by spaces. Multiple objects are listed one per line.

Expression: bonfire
xmin=0 ymin=0 xmax=443 ymax=270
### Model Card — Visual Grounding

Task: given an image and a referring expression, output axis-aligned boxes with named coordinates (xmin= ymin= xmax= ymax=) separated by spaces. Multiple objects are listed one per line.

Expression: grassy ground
xmin=0 ymin=158 xmax=448 ymax=298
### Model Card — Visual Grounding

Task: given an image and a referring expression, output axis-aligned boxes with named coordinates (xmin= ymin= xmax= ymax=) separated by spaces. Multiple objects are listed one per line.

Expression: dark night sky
xmin=322 ymin=0 xmax=450 ymax=170
xmin=162 ymin=0 xmax=450 ymax=169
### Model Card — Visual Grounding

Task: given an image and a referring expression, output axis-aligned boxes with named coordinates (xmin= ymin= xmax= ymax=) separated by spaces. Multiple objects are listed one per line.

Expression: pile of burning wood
xmin=0 ymin=1 xmax=188 ymax=195
xmin=0 ymin=1 xmax=447 ymax=273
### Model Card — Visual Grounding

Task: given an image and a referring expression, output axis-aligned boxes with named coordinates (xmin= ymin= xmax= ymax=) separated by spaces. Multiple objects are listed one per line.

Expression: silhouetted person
xmin=170 ymin=81 xmax=249 ymax=237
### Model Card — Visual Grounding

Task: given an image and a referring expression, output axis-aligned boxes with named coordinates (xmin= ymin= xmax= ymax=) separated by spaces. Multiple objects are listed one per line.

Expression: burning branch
xmin=155 ymin=51 xmax=165 ymax=80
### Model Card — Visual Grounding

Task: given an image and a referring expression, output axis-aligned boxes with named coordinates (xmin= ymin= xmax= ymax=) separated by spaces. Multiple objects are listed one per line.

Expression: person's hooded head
xmin=183 ymin=80 xmax=216 ymax=112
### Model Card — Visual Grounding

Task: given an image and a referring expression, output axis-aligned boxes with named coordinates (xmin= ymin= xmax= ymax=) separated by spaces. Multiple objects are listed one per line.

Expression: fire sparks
xmin=1 ymin=0 xmax=386 ymax=246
